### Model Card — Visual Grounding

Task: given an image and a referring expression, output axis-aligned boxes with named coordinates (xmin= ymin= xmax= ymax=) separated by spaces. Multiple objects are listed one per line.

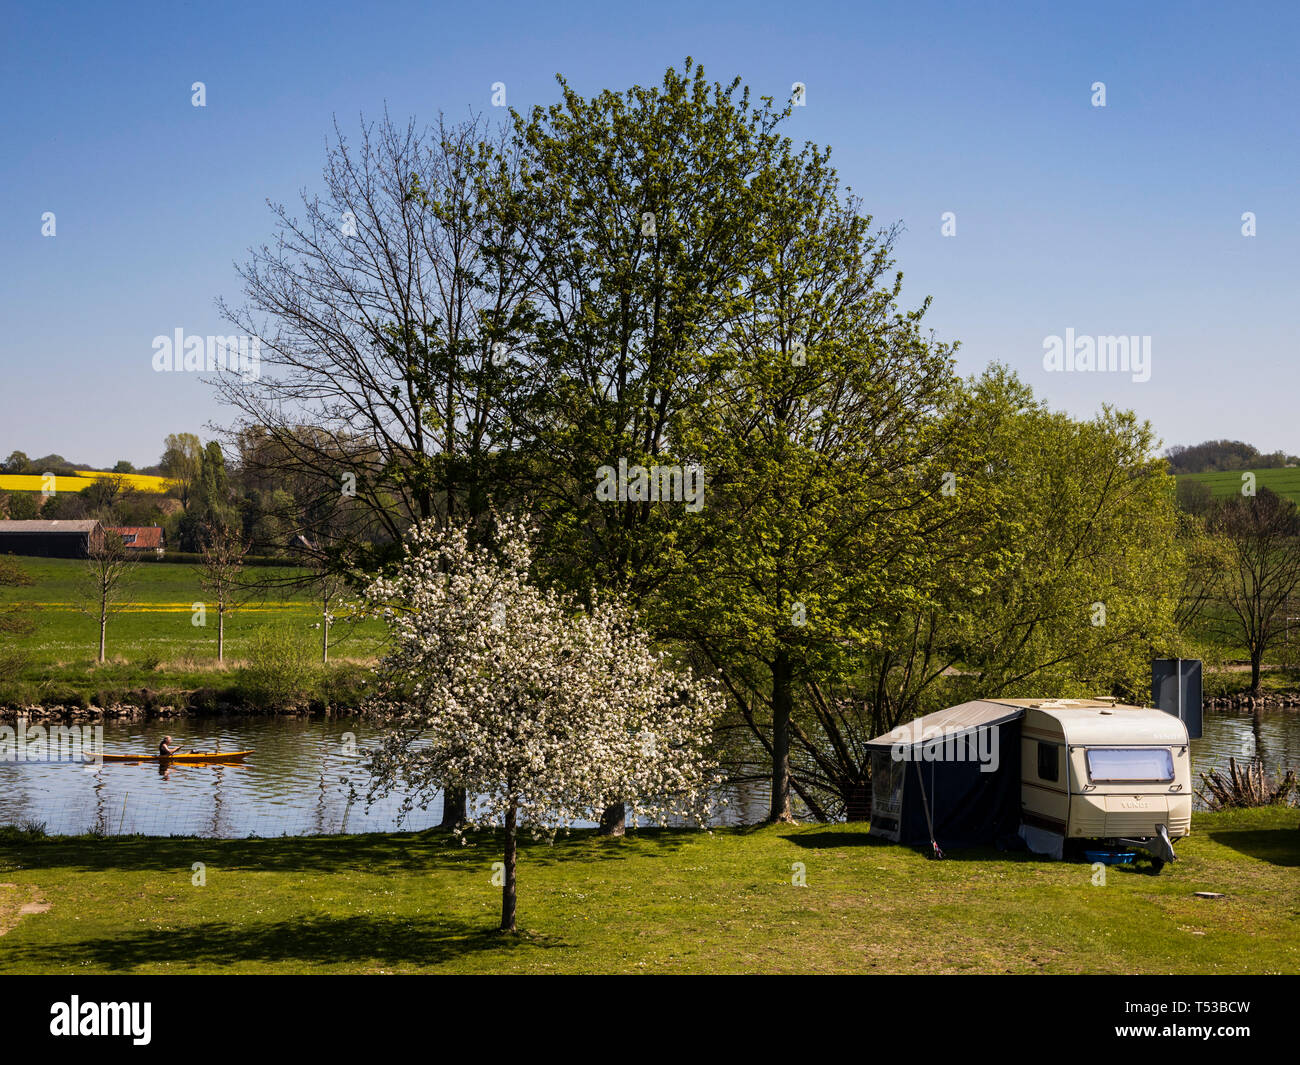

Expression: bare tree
xmin=213 ymin=112 xmax=534 ymax=557
xmin=214 ymin=112 xmax=534 ymax=826
xmin=296 ymin=543 xmax=349 ymax=665
xmin=79 ymin=530 xmax=137 ymax=664
xmin=197 ymin=520 xmax=251 ymax=663
xmin=1207 ymin=487 xmax=1300 ymax=693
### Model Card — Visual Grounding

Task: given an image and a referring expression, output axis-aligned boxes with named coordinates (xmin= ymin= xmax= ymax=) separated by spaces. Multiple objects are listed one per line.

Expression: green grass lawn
xmin=0 ymin=556 xmax=384 ymax=707
xmin=1 ymin=808 xmax=1295 ymax=974
xmin=1178 ymin=467 xmax=1300 ymax=503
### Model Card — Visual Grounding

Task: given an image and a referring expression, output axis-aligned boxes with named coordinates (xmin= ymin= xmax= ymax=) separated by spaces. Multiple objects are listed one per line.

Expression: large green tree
xmin=160 ymin=432 xmax=203 ymax=511
xmin=660 ymin=153 xmax=963 ymax=820
xmin=502 ymin=60 xmax=833 ymax=829
xmin=733 ymin=372 xmax=1186 ymax=821
xmin=504 ymin=59 xmax=791 ymax=604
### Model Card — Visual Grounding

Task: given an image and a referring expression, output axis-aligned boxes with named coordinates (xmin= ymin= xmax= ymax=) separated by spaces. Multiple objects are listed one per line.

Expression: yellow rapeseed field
xmin=0 ymin=472 xmax=175 ymax=494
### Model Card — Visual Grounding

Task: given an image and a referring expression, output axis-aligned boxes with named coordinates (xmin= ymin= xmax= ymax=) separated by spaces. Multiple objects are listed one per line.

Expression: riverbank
xmin=0 ymin=690 xmax=367 ymax=722
xmin=1206 ymin=691 xmax=1300 ymax=711
xmin=0 ymin=808 xmax=1295 ymax=974
xmin=7 ymin=674 xmax=1298 ymax=722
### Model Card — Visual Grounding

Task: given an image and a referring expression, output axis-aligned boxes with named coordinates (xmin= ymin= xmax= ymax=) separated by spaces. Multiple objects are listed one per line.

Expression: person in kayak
xmin=159 ymin=736 xmax=182 ymax=757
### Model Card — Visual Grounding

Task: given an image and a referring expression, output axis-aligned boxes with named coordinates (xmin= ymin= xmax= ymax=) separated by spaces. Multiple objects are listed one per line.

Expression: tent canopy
xmin=864 ymin=700 xmax=1025 ymax=751
xmin=868 ymin=701 xmax=1025 ymax=849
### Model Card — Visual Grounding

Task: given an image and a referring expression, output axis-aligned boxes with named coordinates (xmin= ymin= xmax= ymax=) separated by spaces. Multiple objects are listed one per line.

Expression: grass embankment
xmin=0 ymin=808 xmax=1295 ymax=974
xmin=0 ymin=557 xmax=384 ymax=709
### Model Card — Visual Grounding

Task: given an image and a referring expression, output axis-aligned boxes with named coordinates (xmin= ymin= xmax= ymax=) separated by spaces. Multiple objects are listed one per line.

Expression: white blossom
xmin=357 ymin=515 xmax=724 ymax=928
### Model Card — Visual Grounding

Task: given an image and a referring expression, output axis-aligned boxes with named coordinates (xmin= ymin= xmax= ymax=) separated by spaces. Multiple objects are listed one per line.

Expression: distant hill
xmin=1165 ymin=439 xmax=1298 ymax=475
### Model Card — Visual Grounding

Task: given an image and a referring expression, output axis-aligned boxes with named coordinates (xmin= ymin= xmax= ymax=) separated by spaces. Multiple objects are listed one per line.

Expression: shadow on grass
xmin=1206 ymin=829 xmax=1300 ymax=867
xmin=779 ymin=830 xmax=882 ymax=849
xmin=1107 ymin=861 xmax=1166 ymax=877
xmin=3 ymin=914 xmax=565 ymax=971
xmin=0 ymin=825 xmax=696 ymax=876
xmin=779 ymin=829 xmax=1049 ymax=866
xmin=930 ymin=847 xmax=1049 ymax=865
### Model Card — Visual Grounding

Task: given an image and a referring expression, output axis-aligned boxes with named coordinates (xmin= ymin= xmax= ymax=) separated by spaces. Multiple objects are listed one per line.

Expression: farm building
xmin=0 ymin=519 xmax=105 ymax=558
xmin=105 ymin=525 xmax=165 ymax=556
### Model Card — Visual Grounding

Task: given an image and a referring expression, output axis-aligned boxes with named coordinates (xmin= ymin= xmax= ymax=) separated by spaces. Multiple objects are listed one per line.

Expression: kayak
xmin=94 ymin=750 xmax=253 ymax=764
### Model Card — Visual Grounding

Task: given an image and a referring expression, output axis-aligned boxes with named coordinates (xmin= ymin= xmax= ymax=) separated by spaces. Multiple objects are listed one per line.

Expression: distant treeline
xmin=1165 ymin=440 xmax=1298 ymax=475
xmin=2 ymin=450 xmax=162 ymax=477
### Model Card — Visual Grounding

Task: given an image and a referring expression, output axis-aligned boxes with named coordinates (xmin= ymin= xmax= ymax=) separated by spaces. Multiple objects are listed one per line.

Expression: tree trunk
xmin=1250 ymin=644 xmax=1262 ymax=694
xmin=768 ymin=649 xmax=795 ymax=823
xmin=217 ymin=605 xmax=225 ymax=663
xmin=98 ymin=609 xmax=106 ymax=664
xmin=500 ymin=800 xmax=518 ymax=933
xmin=322 ymin=592 xmax=330 ymax=664
xmin=439 ymin=787 xmax=467 ymax=827
xmin=598 ymin=802 xmax=626 ymax=837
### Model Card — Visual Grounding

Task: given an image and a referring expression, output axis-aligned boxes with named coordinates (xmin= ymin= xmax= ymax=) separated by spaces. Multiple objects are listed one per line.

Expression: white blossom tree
xmin=360 ymin=515 xmax=724 ymax=933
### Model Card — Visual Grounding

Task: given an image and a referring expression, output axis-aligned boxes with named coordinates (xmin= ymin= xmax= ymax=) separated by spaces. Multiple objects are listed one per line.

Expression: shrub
xmin=0 ymin=821 xmax=47 ymax=842
xmin=1197 ymin=757 xmax=1298 ymax=809
xmin=0 ymin=645 xmax=32 ymax=677
xmin=41 ymin=689 xmax=87 ymax=710
xmin=318 ymin=662 xmax=370 ymax=710
xmin=0 ymin=680 xmax=38 ymax=708
xmin=240 ymin=627 xmax=318 ymax=711
xmin=5 ymin=492 xmax=41 ymax=520
xmin=188 ymin=687 xmax=221 ymax=714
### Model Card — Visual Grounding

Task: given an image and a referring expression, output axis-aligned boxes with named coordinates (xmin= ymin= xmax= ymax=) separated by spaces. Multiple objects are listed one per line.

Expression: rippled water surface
xmin=1 ymin=709 xmax=1296 ymax=837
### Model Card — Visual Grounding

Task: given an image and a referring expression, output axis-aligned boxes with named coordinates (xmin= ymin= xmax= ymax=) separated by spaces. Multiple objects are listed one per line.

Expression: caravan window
xmin=1036 ymin=743 xmax=1059 ymax=782
xmin=1085 ymin=748 xmax=1174 ymax=783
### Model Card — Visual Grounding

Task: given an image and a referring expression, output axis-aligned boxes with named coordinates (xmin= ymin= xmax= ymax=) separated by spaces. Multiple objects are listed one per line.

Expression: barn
xmin=0 ymin=519 xmax=105 ymax=558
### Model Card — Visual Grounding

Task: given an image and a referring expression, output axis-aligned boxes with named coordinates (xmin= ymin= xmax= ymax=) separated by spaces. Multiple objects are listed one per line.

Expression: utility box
xmin=1152 ymin=658 xmax=1203 ymax=740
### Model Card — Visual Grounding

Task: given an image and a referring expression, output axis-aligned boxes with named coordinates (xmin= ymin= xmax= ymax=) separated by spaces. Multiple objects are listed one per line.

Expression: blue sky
xmin=3 ymin=0 xmax=1297 ymax=467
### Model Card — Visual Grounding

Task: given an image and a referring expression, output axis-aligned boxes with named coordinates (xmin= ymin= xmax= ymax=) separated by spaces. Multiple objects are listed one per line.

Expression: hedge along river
xmin=0 ymin=708 xmax=1297 ymax=838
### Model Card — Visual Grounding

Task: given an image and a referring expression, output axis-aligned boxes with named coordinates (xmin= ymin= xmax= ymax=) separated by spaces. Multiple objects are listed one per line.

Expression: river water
xmin=1 ymin=708 xmax=1296 ymax=838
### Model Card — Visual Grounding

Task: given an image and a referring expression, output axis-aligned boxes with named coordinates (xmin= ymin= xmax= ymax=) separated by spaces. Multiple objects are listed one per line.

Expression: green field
xmin=1177 ymin=467 xmax=1300 ymax=503
xmin=0 ymin=557 xmax=383 ymax=708
xmin=2 ymin=555 xmax=1292 ymax=706
xmin=0 ymin=808 xmax=1295 ymax=974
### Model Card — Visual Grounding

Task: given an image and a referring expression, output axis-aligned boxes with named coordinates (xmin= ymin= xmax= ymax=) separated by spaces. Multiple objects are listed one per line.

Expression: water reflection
xmin=0 ymin=709 xmax=1295 ymax=838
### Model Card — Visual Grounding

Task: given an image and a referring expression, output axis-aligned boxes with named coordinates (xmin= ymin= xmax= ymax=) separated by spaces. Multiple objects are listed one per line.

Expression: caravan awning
xmin=863 ymin=700 xmax=1025 ymax=751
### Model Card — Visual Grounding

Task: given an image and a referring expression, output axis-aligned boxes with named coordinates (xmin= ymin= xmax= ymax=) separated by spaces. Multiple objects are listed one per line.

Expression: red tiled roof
xmin=105 ymin=526 xmax=164 ymax=549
